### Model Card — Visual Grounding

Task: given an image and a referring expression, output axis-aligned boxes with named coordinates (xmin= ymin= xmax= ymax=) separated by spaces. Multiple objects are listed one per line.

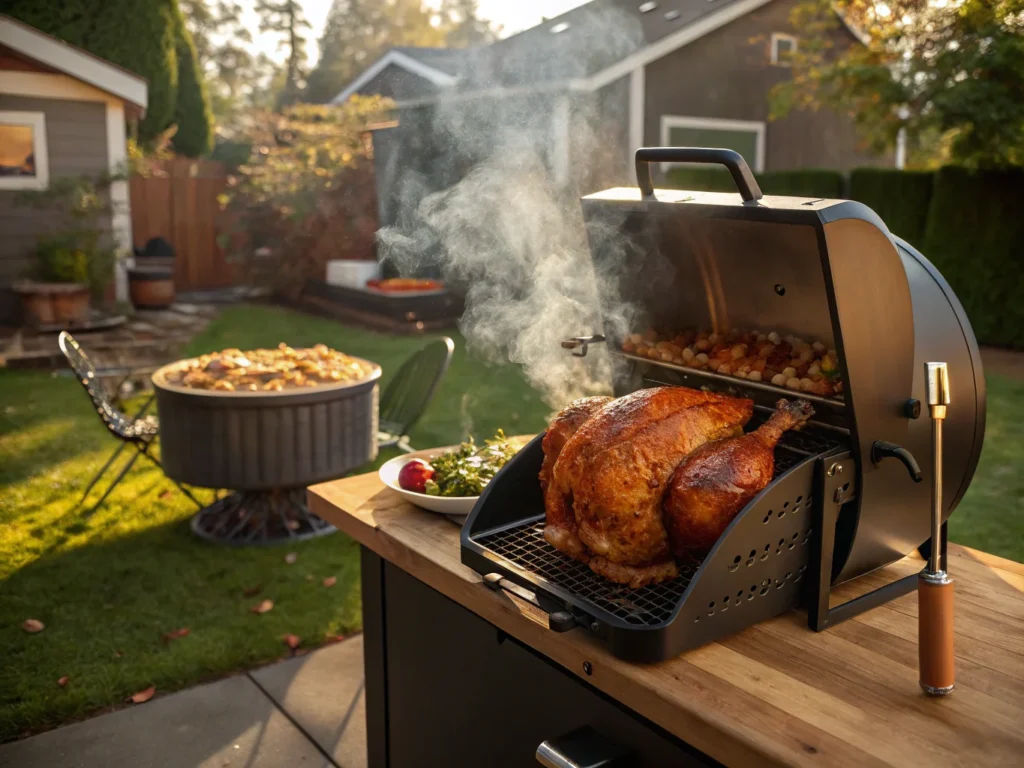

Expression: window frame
xmin=658 ymin=115 xmax=766 ymax=174
xmin=771 ymin=33 xmax=798 ymax=67
xmin=0 ymin=110 xmax=49 ymax=191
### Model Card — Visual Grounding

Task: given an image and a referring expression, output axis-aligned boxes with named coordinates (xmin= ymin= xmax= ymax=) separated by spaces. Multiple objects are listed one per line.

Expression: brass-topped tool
xmin=919 ymin=362 xmax=954 ymax=696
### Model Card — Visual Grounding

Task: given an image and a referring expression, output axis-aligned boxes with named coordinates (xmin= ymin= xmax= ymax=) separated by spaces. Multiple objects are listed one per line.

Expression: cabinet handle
xmin=536 ymin=726 xmax=629 ymax=767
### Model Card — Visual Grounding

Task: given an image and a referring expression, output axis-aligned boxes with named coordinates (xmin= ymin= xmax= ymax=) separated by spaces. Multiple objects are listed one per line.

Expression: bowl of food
xmin=378 ymin=431 xmax=521 ymax=519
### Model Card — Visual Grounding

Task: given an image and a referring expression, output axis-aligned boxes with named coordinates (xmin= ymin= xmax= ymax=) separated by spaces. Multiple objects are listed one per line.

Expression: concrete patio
xmin=0 ymin=635 xmax=366 ymax=768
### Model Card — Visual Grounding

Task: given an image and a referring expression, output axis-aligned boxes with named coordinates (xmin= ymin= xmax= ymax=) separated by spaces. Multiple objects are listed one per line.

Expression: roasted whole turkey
xmin=541 ymin=387 xmax=813 ymax=588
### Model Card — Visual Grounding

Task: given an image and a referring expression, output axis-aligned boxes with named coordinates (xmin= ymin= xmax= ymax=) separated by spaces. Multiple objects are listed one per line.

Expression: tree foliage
xmin=256 ymin=0 xmax=312 ymax=108
xmin=306 ymin=0 xmax=498 ymax=104
xmin=171 ymin=8 xmax=215 ymax=156
xmin=772 ymin=0 xmax=1024 ymax=168
xmin=221 ymin=96 xmax=394 ymax=295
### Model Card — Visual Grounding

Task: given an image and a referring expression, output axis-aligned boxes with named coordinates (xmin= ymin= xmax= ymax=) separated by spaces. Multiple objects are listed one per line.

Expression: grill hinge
xmin=561 ymin=335 xmax=606 ymax=357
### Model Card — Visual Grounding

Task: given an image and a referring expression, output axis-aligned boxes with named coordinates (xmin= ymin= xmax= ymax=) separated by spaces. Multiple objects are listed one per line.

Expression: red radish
xmin=398 ymin=459 xmax=435 ymax=493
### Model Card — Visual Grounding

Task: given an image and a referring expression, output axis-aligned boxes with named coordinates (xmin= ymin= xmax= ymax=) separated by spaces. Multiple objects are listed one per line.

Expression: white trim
xmin=659 ymin=115 xmax=766 ymax=173
xmin=0 ymin=15 xmax=147 ymax=109
xmin=0 ymin=110 xmax=48 ymax=190
xmin=331 ymin=49 xmax=456 ymax=104
xmin=106 ymin=102 xmax=133 ymax=301
xmin=628 ymin=68 xmax=645 ymax=176
xmin=0 ymin=72 xmax=121 ymax=105
xmin=585 ymin=0 xmax=776 ymax=91
xmin=770 ymin=33 xmax=798 ymax=67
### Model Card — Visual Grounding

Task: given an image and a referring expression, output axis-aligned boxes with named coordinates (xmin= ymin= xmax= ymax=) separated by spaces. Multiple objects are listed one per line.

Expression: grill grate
xmin=478 ymin=519 xmax=700 ymax=626
xmin=473 ymin=431 xmax=846 ymax=628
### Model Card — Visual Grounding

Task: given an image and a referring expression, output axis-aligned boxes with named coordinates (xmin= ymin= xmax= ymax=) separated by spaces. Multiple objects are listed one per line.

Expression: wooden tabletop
xmin=308 ymin=471 xmax=1024 ymax=768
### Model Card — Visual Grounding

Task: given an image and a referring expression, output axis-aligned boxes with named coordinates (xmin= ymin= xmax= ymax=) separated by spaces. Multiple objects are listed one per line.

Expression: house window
xmin=0 ymin=111 xmax=48 ymax=190
xmin=659 ymin=116 xmax=766 ymax=173
xmin=771 ymin=33 xmax=798 ymax=67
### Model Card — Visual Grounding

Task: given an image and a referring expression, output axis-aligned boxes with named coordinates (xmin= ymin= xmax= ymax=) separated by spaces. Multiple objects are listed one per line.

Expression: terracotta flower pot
xmin=14 ymin=282 xmax=91 ymax=326
xmin=128 ymin=267 xmax=175 ymax=309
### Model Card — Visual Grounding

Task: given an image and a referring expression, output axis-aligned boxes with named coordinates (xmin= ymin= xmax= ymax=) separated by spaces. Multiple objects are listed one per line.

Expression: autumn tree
xmin=772 ymin=0 xmax=1024 ymax=168
xmin=256 ymin=0 xmax=312 ymax=108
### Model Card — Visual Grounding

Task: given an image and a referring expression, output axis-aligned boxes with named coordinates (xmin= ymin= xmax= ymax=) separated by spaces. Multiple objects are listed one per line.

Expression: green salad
xmin=424 ymin=430 xmax=519 ymax=497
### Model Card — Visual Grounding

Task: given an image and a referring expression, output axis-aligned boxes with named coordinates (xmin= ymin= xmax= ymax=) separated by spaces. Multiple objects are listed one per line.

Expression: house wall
xmin=642 ymin=0 xmax=889 ymax=173
xmin=0 ymin=95 xmax=110 ymax=322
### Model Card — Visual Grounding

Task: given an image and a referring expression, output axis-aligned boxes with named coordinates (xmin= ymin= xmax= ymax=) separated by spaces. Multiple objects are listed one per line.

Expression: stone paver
xmin=0 ymin=674 xmax=331 ymax=768
xmin=250 ymin=636 xmax=367 ymax=768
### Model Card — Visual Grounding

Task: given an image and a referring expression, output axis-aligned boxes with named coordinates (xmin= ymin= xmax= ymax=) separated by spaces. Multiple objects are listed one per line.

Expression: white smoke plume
xmin=376 ymin=8 xmax=646 ymax=409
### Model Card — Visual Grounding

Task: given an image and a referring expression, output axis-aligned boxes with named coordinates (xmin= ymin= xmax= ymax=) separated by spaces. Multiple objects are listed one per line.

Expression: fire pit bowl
xmin=152 ymin=355 xmax=380 ymax=544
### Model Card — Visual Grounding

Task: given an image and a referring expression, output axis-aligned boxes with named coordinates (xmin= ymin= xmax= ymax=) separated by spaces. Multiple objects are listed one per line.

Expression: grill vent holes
xmin=733 ymin=528 xmax=812 ymax=567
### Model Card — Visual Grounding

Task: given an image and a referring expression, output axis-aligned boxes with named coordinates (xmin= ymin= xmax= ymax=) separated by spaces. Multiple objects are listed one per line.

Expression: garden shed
xmin=0 ymin=14 xmax=147 ymax=323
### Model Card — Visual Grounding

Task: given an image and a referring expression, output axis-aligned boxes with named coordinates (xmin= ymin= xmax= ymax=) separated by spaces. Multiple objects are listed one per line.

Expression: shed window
xmin=659 ymin=116 xmax=766 ymax=173
xmin=771 ymin=33 xmax=797 ymax=66
xmin=0 ymin=111 xmax=48 ymax=190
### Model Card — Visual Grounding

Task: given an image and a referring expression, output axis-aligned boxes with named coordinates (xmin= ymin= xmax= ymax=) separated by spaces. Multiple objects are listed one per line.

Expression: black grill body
xmin=460 ymin=147 xmax=985 ymax=661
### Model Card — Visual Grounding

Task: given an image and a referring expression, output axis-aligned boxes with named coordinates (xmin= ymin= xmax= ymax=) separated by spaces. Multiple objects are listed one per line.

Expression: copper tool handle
xmin=918 ymin=573 xmax=955 ymax=695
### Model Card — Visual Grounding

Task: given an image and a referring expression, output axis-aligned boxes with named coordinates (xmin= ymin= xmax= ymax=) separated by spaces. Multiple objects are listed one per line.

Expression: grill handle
xmin=635 ymin=147 xmax=763 ymax=203
xmin=536 ymin=726 xmax=629 ymax=768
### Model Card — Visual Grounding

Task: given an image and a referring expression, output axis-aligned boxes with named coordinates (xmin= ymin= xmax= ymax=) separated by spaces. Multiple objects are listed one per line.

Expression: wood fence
xmin=129 ymin=157 xmax=234 ymax=291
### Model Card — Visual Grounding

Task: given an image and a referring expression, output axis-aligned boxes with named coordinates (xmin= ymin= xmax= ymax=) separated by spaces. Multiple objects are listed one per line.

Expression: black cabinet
xmin=361 ymin=548 xmax=717 ymax=767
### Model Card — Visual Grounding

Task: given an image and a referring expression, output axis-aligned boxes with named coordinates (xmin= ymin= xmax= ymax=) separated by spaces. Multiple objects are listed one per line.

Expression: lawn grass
xmin=1 ymin=304 xmax=1021 ymax=740
xmin=0 ymin=305 xmax=551 ymax=741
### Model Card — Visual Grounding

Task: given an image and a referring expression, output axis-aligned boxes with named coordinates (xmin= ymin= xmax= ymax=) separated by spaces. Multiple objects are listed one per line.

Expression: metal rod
xmin=929 ymin=418 xmax=943 ymax=574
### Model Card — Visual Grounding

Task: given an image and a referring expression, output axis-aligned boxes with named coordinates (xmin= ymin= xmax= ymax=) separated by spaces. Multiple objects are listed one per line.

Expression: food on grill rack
xmin=423 ymin=430 xmax=519 ymax=497
xmin=664 ymin=399 xmax=814 ymax=557
xmin=543 ymin=387 xmax=752 ymax=588
xmin=541 ymin=388 xmax=814 ymax=588
xmin=621 ymin=329 xmax=843 ymax=398
xmin=165 ymin=344 xmax=375 ymax=392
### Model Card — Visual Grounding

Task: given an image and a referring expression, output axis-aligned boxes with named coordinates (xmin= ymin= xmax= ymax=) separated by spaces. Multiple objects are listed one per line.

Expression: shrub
xmin=757 ymin=169 xmax=845 ymax=198
xmin=665 ymin=167 xmax=845 ymax=198
xmin=923 ymin=166 xmax=1024 ymax=348
xmin=849 ymin=168 xmax=934 ymax=248
xmin=170 ymin=10 xmax=214 ymax=157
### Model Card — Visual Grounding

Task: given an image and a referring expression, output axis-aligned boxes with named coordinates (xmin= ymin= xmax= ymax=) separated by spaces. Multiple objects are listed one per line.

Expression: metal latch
xmin=484 ymin=573 xmax=584 ymax=633
xmin=560 ymin=335 xmax=606 ymax=358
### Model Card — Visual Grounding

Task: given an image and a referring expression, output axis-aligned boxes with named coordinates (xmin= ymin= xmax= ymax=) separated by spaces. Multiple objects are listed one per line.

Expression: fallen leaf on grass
xmin=126 ymin=686 xmax=156 ymax=704
xmin=282 ymin=634 xmax=301 ymax=650
xmin=162 ymin=628 xmax=190 ymax=642
xmin=114 ymin=650 xmax=123 ymax=659
xmin=21 ymin=619 xmax=44 ymax=633
xmin=243 ymin=585 xmax=262 ymax=597
xmin=325 ymin=634 xmax=346 ymax=644
xmin=322 ymin=576 xmax=337 ymax=588
xmin=250 ymin=599 xmax=274 ymax=614
xmin=158 ymin=489 xmax=173 ymax=500
xmin=304 ymin=574 xmax=314 ymax=582
xmin=57 ymin=676 xmax=69 ymax=688
xmin=284 ymin=552 xmax=298 ymax=564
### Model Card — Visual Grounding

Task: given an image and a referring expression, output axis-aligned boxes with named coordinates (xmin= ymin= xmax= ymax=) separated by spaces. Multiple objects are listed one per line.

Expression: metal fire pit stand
xmin=190 ymin=488 xmax=335 ymax=546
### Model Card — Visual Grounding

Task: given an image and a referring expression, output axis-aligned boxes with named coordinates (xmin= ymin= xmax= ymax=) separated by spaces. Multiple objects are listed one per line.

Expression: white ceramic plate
xmin=378 ymin=447 xmax=479 ymax=519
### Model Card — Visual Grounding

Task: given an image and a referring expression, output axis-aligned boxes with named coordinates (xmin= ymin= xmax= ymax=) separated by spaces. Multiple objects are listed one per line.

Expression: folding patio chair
xmin=58 ymin=331 xmax=201 ymax=514
xmin=377 ymin=336 xmax=454 ymax=453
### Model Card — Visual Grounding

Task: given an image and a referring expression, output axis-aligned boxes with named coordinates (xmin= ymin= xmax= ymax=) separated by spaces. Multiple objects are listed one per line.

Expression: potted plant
xmin=13 ymin=175 xmax=118 ymax=327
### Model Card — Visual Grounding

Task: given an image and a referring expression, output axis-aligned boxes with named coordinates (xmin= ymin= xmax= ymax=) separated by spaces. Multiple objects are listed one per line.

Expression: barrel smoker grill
xmin=461 ymin=148 xmax=986 ymax=662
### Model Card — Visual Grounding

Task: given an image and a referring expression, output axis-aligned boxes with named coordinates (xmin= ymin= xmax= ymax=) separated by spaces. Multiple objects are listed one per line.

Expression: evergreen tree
xmin=170 ymin=8 xmax=215 ymax=156
xmin=255 ymin=0 xmax=311 ymax=108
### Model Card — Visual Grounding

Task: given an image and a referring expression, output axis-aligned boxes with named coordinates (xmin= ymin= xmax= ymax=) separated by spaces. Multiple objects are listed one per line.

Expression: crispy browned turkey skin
xmin=663 ymin=399 xmax=814 ymax=558
xmin=539 ymin=396 xmax=613 ymax=561
xmin=542 ymin=387 xmax=754 ymax=588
